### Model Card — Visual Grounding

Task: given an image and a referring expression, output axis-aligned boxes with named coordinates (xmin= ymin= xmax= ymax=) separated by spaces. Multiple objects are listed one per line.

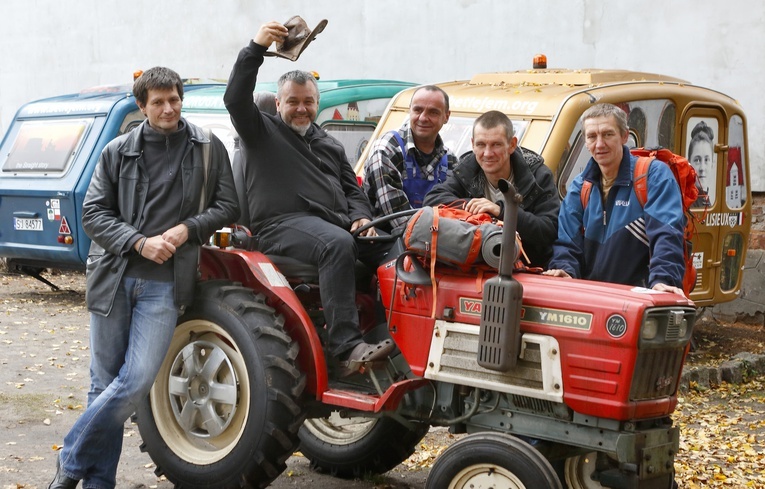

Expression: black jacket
xmin=224 ymin=41 xmax=372 ymax=232
xmin=424 ymin=148 xmax=560 ymax=268
xmin=82 ymin=119 xmax=240 ymax=315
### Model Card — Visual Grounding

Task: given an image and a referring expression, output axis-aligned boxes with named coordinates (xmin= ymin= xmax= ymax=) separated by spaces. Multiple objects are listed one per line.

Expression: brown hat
xmin=265 ymin=16 xmax=328 ymax=62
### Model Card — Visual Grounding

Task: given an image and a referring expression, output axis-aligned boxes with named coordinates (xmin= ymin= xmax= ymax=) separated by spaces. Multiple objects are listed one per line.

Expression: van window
xmin=627 ymin=108 xmax=646 ymax=147
xmin=686 ymin=116 xmax=719 ymax=209
xmin=182 ymin=113 xmax=240 ymax=160
xmin=720 ymin=232 xmax=744 ymax=291
xmin=322 ymin=121 xmax=377 ymax=165
xmin=316 ymin=98 xmax=396 ymax=126
xmin=726 ymin=115 xmax=746 ymax=209
xmin=658 ymin=104 xmax=676 ymax=151
xmin=432 ymin=116 xmax=529 ymax=160
xmin=1 ymin=119 xmax=91 ymax=175
xmin=119 ymin=110 xmax=145 ymax=136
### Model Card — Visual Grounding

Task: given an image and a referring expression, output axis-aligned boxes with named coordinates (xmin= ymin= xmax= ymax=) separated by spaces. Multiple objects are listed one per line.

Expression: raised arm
xmin=223 ymin=22 xmax=288 ymax=146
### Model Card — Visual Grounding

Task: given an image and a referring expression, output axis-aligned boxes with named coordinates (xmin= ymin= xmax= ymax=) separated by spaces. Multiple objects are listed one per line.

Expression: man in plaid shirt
xmin=363 ymin=85 xmax=458 ymax=231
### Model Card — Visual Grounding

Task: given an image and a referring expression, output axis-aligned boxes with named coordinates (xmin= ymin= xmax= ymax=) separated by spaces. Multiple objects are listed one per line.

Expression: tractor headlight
xmin=677 ymin=317 xmax=688 ymax=338
xmin=642 ymin=317 xmax=659 ymax=340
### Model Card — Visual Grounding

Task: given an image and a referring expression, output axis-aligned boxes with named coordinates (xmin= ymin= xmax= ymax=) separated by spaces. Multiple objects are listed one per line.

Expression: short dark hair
xmin=133 ymin=67 xmax=184 ymax=106
xmin=473 ymin=110 xmax=514 ymax=140
xmin=411 ymin=85 xmax=450 ymax=112
xmin=277 ymin=70 xmax=319 ymax=100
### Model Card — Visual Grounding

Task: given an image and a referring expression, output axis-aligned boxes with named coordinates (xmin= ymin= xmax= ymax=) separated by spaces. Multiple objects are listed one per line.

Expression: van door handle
xmin=13 ymin=211 xmax=39 ymax=218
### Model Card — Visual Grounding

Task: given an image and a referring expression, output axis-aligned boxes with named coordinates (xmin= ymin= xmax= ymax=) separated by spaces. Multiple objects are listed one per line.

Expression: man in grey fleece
xmin=224 ymin=21 xmax=394 ymax=375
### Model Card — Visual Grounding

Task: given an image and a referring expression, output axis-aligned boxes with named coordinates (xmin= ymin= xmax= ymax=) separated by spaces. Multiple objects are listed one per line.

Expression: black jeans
xmin=258 ymin=215 xmax=390 ymax=358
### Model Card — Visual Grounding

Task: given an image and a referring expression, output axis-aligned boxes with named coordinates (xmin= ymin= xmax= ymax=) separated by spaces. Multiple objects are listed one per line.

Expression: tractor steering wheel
xmin=352 ymin=209 xmax=419 ymax=243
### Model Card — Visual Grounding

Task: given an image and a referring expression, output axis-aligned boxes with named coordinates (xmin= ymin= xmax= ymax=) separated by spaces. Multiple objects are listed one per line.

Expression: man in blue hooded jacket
xmin=543 ymin=103 xmax=685 ymax=295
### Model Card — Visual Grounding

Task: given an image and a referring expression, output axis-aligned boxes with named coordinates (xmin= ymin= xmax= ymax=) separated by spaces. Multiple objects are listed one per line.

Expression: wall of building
xmin=1 ymin=0 xmax=763 ymax=190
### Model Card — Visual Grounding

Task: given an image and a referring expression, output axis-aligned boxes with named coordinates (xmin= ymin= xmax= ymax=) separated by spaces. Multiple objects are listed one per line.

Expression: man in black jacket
xmin=424 ymin=110 xmax=560 ymax=268
xmin=49 ymin=67 xmax=239 ymax=489
xmin=224 ymin=21 xmax=393 ymax=374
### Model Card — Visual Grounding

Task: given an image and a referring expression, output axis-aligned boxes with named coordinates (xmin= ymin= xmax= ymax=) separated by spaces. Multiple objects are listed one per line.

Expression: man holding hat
xmin=224 ymin=20 xmax=394 ymax=376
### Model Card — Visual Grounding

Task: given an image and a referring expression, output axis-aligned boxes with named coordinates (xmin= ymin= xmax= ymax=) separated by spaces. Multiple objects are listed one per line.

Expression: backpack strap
xmin=428 ymin=207 xmax=439 ymax=318
xmin=580 ymin=180 xmax=593 ymax=210
xmin=390 ymin=131 xmax=420 ymax=180
xmin=632 ymin=156 xmax=653 ymax=208
xmin=436 ymin=152 xmax=449 ymax=182
xmin=198 ymin=128 xmax=212 ymax=213
xmin=581 ymin=156 xmax=654 ymax=212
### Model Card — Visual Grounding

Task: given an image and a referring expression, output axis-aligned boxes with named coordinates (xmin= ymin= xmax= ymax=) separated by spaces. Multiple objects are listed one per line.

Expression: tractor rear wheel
xmin=135 ymin=280 xmax=306 ymax=488
xmin=299 ymin=413 xmax=429 ymax=478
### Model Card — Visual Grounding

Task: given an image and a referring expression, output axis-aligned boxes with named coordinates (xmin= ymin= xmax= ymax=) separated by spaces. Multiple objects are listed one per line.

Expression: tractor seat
xmin=265 ymin=254 xmax=320 ymax=283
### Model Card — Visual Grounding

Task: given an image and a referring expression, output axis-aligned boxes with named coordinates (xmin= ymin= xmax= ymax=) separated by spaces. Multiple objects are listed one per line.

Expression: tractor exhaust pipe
xmin=497 ymin=179 xmax=521 ymax=278
xmin=477 ymin=178 xmax=524 ymax=371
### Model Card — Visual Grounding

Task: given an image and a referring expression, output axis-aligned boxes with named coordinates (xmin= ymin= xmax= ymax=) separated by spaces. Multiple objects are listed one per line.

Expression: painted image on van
xmin=726 ymin=115 xmax=746 ymax=209
xmin=686 ymin=118 xmax=717 ymax=209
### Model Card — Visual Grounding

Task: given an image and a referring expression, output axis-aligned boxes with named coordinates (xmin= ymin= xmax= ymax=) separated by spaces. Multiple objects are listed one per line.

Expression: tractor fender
xmin=199 ymin=246 xmax=328 ymax=397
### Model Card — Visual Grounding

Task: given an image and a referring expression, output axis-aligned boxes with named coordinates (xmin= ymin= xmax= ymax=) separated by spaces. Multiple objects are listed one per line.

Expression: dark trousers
xmin=258 ymin=215 xmax=390 ymax=358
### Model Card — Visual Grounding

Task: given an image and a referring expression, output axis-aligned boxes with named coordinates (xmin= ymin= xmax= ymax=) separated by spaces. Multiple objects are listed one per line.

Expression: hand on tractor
xmin=542 ymin=268 xmax=573 ymax=279
xmin=652 ymin=282 xmax=686 ymax=296
xmin=351 ymin=218 xmax=378 ymax=237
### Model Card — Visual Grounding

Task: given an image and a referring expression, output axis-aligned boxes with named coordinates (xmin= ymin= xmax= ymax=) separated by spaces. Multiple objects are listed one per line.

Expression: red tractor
xmin=136 ymin=181 xmax=694 ymax=489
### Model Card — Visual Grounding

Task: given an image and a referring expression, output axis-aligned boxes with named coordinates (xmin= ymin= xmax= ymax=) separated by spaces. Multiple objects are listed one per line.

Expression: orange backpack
xmin=580 ymin=148 xmax=700 ymax=295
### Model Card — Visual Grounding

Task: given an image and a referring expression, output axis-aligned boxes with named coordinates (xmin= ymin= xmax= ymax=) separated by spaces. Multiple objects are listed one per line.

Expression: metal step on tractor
xmin=133 ymin=173 xmax=695 ymax=489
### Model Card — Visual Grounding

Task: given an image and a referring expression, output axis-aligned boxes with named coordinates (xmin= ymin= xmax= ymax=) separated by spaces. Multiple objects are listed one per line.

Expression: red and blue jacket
xmin=548 ymin=146 xmax=685 ymax=289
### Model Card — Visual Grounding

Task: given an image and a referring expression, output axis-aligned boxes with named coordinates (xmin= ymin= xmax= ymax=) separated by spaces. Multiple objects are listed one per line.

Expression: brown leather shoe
xmin=48 ymin=452 xmax=79 ymax=489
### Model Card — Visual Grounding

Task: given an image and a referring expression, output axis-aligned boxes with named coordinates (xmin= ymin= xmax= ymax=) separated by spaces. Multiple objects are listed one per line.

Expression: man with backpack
xmin=543 ymin=103 xmax=686 ymax=295
xmin=363 ymin=85 xmax=458 ymax=231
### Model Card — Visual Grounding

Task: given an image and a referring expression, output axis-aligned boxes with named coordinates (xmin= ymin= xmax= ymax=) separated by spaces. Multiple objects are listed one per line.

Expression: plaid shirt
xmin=363 ymin=124 xmax=457 ymax=229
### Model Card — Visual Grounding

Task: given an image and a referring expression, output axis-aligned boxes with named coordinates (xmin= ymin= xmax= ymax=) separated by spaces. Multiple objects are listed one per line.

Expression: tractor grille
xmin=425 ymin=321 xmax=564 ymax=403
xmin=630 ymin=349 xmax=686 ymax=400
xmin=629 ymin=307 xmax=696 ymax=401
xmin=511 ymin=394 xmax=558 ymax=416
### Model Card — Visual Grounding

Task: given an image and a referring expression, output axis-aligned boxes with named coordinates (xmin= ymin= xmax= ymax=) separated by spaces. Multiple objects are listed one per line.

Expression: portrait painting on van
xmin=686 ymin=118 xmax=718 ymax=208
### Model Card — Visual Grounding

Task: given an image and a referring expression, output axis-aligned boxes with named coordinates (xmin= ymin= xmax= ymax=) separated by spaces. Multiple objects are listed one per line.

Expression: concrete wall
xmin=1 ymin=0 xmax=763 ymax=190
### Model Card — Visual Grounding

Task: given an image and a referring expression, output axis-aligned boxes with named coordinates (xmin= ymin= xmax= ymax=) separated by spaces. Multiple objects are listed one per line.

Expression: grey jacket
xmin=82 ymin=119 xmax=240 ymax=315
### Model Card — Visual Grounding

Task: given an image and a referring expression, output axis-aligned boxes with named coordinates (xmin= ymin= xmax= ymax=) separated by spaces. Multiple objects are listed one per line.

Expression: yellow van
xmin=356 ymin=65 xmax=751 ymax=307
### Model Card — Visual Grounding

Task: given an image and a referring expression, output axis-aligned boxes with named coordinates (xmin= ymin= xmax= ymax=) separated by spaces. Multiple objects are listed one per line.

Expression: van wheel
xmin=299 ymin=414 xmax=429 ymax=477
xmin=135 ymin=280 xmax=306 ymax=489
xmin=426 ymin=432 xmax=562 ymax=489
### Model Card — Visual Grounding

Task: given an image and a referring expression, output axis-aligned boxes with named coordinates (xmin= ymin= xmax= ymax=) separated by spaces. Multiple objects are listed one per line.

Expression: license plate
xmin=13 ymin=217 xmax=43 ymax=231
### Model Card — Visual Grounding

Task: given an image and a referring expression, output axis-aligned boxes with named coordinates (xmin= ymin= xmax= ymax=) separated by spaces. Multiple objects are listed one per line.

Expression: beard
xmin=287 ymin=120 xmax=311 ymax=136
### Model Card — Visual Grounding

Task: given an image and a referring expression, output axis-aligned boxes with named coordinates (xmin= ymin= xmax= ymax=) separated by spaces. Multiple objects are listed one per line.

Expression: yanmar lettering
xmin=459 ymin=298 xmax=483 ymax=316
xmin=523 ymin=306 xmax=592 ymax=331
xmin=458 ymin=299 xmax=592 ymax=330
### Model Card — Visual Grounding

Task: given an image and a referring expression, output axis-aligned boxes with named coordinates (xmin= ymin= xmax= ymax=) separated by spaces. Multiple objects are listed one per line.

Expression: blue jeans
xmin=59 ymin=277 xmax=177 ymax=489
